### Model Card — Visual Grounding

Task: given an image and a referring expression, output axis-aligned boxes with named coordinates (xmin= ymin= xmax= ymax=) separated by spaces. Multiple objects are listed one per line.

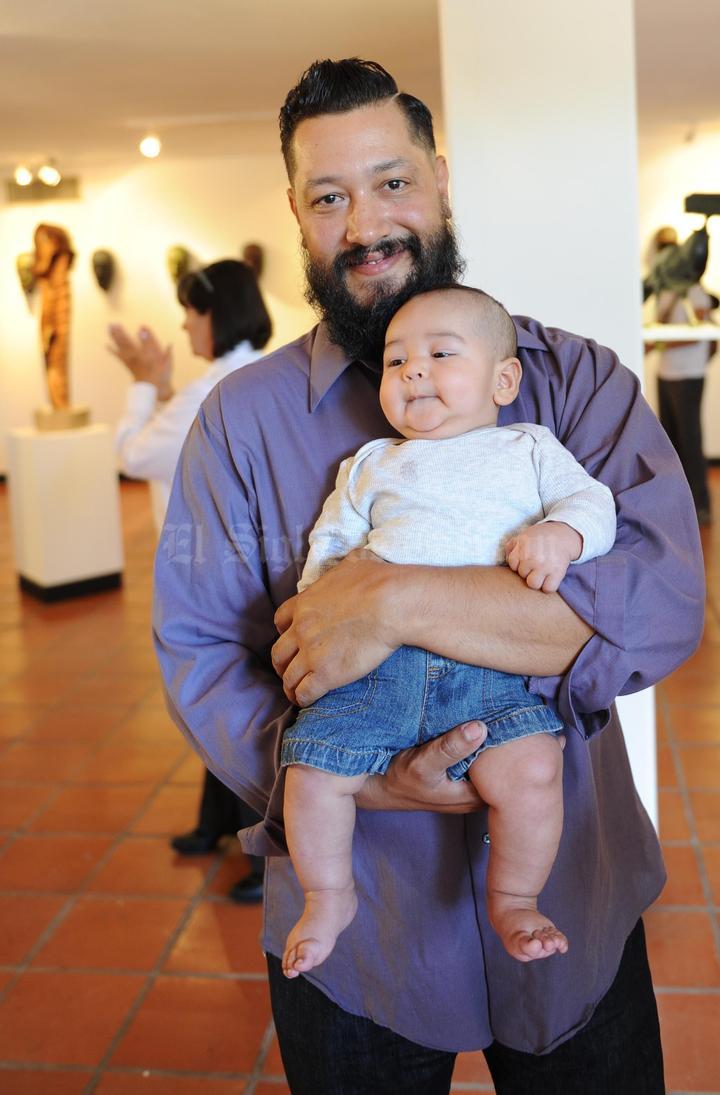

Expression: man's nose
xmin=346 ymin=196 xmax=388 ymax=247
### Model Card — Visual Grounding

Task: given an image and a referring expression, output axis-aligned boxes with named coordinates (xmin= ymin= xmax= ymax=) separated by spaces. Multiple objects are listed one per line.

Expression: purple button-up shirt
xmin=153 ymin=319 xmax=704 ymax=1054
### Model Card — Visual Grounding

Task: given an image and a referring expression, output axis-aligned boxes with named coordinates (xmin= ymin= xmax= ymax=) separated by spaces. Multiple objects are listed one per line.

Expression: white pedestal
xmin=7 ymin=424 xmax=124 ymax=600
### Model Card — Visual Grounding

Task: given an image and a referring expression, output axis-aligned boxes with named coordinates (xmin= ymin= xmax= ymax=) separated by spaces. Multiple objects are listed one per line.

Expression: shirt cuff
xmin=239 ymin=818 xmax=289 ymax=858
xmin=528 ymin=551 xmax=629 ymax=739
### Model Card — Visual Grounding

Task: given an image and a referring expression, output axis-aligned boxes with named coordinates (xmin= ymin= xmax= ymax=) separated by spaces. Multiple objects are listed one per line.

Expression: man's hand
xmin=107 ymin=323 xmax=174 ymax=400
xmin=356 ymin=721 xmax=488 ymax=812
xmin=272 ymin=551 xmax=399 ymax=706
xmin=505 ymin=521 xmax=582 ymax=594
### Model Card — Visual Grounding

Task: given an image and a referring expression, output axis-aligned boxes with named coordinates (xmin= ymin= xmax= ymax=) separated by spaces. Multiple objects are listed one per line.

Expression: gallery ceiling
xmin=0 ymin=0 xmax=442 ymax=172
xmin=0 ymin=0 xmax=718 ymax=176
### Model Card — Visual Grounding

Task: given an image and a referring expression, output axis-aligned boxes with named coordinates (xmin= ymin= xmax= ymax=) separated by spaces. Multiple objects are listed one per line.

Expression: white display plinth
xmin=7 ymin=424 xmax=124 ymax=600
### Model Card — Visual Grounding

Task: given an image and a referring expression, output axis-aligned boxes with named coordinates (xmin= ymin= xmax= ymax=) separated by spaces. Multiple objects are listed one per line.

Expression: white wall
xmin=638 ymin=129 xmax=720 ymax=455
xmin=0 ymin=152 xmax=315 ymax=472
xmin=439 ymin=0 xmax=657 ymax=826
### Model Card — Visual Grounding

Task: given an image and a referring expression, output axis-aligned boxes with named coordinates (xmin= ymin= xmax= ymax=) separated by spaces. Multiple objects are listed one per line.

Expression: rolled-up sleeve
xmin=153 ymin=398 xmax=293 ymax=853
xmin=528 ymin=335 xmax=705 ymax=736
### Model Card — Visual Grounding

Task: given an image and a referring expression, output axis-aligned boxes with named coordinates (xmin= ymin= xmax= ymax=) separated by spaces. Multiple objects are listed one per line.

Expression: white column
xmin=438 ymin=0 xmax=657 ymax=826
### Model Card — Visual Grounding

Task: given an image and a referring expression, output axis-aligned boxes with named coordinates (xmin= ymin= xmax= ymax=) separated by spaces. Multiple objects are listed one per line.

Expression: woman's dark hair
xmin=279 ymin=58 xmax=436 ymax=179
xmin=177 ymin=259 xmax=272 ymax=357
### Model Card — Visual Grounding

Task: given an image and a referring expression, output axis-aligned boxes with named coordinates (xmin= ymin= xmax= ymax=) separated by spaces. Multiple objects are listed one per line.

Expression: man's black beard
xmin=302 ymin=222 xmax=465 ymax=365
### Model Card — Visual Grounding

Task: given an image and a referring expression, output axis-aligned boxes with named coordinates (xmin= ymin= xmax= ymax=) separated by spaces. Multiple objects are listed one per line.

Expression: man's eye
xmin=384 ymin=179 xmax=406 ymax=192
xmin=313 ymin=194 xmax=342 ymax=207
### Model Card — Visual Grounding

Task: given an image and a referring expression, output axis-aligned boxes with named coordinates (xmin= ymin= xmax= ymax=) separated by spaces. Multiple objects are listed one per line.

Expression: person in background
xmin=110 ymin=258 xmax=272 ymax=531
xmin=109 ymin=257 xmax=272 ymax=904
xmin=647 ymin=226 xmax=716 ymax=526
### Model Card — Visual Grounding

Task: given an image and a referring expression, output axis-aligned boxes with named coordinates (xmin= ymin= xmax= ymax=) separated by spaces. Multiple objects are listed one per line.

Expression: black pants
xmin=267 ymin=919 xmax=664 ymax=1095
xmin=657 ymin=375 xmax=709 ymax=513
xmin=198 ymin=769 xmax=264 ymax=875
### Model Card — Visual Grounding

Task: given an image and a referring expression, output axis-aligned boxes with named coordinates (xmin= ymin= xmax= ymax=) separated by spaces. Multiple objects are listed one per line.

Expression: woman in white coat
xmin=110 ymin=258 xmax=272 ymax=531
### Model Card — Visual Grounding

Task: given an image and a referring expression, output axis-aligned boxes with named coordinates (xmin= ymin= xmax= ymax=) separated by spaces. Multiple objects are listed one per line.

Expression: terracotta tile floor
xmin=0 ymin=473 xmax=718 ymax=1094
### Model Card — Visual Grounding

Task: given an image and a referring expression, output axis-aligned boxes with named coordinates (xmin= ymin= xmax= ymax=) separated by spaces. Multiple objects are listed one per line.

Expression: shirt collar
xmin=309 ymin=322 xmax=356 ymax=412
xmin=514 ymin=321 xmax=547 ymax=352
xmin=308 ymin=317 xmax=548 ymax=412
xmin=214 ymin=340 xmax=260 ymax=370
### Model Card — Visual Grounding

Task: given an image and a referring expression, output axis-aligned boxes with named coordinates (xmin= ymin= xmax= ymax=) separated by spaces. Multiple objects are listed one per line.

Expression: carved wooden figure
xmin=33 ymin=224 xmax=75 ymax=410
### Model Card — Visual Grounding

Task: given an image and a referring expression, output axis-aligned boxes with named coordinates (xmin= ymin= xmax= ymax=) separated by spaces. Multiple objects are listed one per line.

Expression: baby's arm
xmin=506 ymin=428 xmax=617 ymax=594
xmin=298 ymin=456 xmax=372 ymax=591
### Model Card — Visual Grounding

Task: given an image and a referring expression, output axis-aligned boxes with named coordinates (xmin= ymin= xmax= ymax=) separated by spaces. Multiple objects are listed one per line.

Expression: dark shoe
xmin=228 ymin=872 xmax=265 ymax=904
xmin=170 ymin=828 xmax=221 ymax=855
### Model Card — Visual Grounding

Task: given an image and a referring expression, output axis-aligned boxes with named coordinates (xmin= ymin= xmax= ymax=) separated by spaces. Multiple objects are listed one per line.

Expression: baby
xmin=280 ymin=286 xmax=616 ymax=978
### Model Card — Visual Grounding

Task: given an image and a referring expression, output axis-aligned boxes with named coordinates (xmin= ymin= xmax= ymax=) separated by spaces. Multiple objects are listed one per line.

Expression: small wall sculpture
xmin=91 ymin=249 xmax=115 ymax=291
xmin=16 ymin=252 xmax=36 ymax=295
xmin=166 ymin=245 xmax=191 ymax=284
xmin=242 ymin=242 xmax=264 ymax=279
xmin=33 ymin=223 xmax=75 ymax=410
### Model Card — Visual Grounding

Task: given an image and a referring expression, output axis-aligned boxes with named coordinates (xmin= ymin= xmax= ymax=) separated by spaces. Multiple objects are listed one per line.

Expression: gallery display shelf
xmin=642 ymin=323 xmax=718 ymax=342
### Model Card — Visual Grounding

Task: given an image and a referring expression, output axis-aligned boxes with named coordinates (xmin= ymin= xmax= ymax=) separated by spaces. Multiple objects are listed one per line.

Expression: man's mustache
xmin=334 ymin=235 xmax=422 ymax=273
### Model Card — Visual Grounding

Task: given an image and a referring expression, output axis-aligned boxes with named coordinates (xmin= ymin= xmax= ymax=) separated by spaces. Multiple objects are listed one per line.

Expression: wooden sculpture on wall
xmin=166 ymin=244 xmax=191 ymax=284
xmin=16 ymin=252 xmax=36 ymax=295
xmin=33 ymin=223 xmax=74 ymax=410
xmin=242 ymin=242 xmax=264 ymax=279
xmin=91 ymin=249 xmax=116 ymax=291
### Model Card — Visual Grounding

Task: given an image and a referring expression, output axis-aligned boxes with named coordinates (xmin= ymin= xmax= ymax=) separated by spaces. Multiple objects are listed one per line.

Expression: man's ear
xmin=288 ymin=188 xmax=299 ymax=224
xmin=493 ymin=357 xmax=522 ymax=406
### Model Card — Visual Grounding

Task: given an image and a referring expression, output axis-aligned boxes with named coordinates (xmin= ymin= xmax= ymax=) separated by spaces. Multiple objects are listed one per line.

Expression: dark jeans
xmin=198 ymin=769 xmax=264 ymax=875
xmin=657 ymin=375 xmax=709 ymax=513
xmin=267 ymin=919 xmax=664 ymax=1095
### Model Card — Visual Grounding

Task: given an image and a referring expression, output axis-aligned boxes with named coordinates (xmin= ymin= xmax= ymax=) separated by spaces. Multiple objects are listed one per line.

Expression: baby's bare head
xmin=387 ymin=285 xmax=518 ymax=365
xmin=381 ymin=285 xmax=522 ymax=441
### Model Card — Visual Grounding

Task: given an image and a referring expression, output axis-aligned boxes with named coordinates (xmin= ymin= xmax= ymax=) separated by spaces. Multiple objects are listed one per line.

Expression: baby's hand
xmin=505 ymin=522 xmax=583 ymax=593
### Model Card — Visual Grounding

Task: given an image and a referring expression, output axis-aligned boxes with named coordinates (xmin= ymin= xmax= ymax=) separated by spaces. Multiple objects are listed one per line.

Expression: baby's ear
xmin=493 ymin=356 xmax=522 ymax=406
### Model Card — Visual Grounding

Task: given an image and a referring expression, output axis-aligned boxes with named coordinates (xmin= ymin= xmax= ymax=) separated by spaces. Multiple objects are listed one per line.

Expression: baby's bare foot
xmin=282 ymin=885 xmax=358 ymax=979
xmin=489 ymin=895 xmax=568 ymax=963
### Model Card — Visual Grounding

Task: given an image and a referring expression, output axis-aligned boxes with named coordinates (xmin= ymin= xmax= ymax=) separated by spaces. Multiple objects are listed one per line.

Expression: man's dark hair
xmin=177 ymin=259 xmax=272 ymax=357
xmin=279 ymin=58 xmax=436 ymax=179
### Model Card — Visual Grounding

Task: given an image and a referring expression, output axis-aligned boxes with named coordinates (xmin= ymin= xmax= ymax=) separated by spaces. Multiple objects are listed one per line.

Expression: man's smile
xmin=342 ymin=241 xmax=410 ymax=278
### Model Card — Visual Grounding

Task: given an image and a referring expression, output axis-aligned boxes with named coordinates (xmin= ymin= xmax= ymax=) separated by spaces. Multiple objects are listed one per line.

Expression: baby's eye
xmin=432 ymin=351 xmax=453 ymax=359
xmin=385 ymin=357 xmax=405 ymax=368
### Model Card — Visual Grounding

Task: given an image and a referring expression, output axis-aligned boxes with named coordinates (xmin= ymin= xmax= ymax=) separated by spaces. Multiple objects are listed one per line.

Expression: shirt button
xmin=482 ymin=832 xmax=491 ymax=846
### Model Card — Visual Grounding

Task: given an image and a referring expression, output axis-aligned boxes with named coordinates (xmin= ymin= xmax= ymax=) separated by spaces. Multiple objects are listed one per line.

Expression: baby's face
xmin=380 ymin=292 xmax=514 ymax=440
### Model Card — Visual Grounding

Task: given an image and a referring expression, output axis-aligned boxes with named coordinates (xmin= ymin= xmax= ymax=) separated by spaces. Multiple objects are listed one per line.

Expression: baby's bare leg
xmin=283 ymin=766 xmax=367 ymax=979
xmin=469 ymin=733 xmax=567 ymax=963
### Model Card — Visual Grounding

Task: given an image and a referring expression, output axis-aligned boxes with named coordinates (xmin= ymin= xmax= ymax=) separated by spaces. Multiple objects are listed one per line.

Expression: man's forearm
xmin=384 ymin=564 xmax=592 ymax=676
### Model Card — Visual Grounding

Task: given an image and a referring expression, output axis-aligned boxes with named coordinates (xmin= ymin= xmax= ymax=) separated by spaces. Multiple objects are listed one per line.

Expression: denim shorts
xmin=281 ymin=645 xmax=563 ymax=781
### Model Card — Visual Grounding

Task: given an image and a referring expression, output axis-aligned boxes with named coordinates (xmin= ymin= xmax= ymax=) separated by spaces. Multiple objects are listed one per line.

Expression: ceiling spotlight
xmin=38 ymin=162 xmax=62 ymax=186
xmin=14 ymin=165 xmax=33 ymax=186
xmin=139 ymin=135 xmax=161 ymax=158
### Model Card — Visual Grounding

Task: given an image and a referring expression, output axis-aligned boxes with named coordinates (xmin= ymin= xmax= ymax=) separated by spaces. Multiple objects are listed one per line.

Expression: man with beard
xmin=154 ymin=59 xmax=703 ymax=1094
